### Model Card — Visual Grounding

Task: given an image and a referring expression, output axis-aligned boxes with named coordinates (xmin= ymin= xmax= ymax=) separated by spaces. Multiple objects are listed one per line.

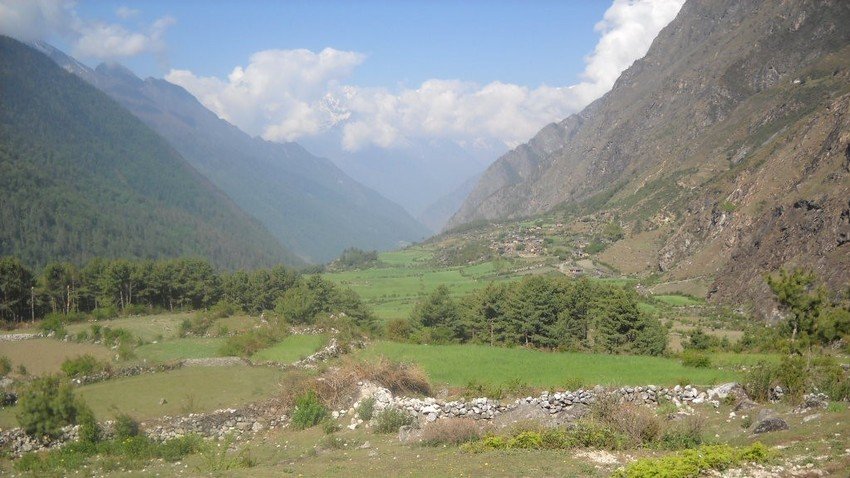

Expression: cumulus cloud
xmin=0 ymin=0 xmax=174 ymax=60
xmin=168 ymin=48 xmax=364 ymax=141
xmin=167 ymin=0 xmax=684 ymax=151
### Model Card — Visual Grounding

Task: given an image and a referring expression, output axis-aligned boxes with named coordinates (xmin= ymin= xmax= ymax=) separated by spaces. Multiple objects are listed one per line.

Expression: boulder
xmin=753 ymin=417 xmax=789 ymax=434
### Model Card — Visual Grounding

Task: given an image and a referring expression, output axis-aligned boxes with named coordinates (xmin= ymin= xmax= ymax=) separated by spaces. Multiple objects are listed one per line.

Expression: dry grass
xmin=284 ymin=357 xmax=432 ymax=410
xmin=609 ymin=404 xmax=662 ymax=445
xmin=420 ymin=418 xmax=482 ymax=446
xmin=347 ymin=356 xmax=431 ymax=396
xmin=0 ymin=338 xmax=114 ymax=376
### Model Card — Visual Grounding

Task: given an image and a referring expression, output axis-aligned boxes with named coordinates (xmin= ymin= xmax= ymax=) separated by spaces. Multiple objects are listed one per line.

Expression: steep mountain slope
xmin=0 ymin=36 xmax=299 ymax=269
xmin=450 ymin=0 xmax=850 ymax=314
xmin=35 ymin=43 xmax=429 ymax=263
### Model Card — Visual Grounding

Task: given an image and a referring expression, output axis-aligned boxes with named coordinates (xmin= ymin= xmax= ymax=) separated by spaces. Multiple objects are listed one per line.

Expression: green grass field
xmin=252 ymin=334 xmax=328 ymax=363
xmin=64 ymin=313 xmax=189 ymax=342
xmin=357 ymin=341 xmax=739 ymax=388
xmin=135 ymin=337 xmax=227 ymax=362
xmin=324 ymin=248 xmax=526 ymax=322
xmin=0 ymin=366 xmax=286 ymax=427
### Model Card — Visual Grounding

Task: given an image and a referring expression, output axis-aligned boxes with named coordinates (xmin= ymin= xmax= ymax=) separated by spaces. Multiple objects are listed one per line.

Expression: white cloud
xmin=0 ymin=0 xmax=174 ymax=60
xmin=167 ymin=0 xmax=684 ymax=151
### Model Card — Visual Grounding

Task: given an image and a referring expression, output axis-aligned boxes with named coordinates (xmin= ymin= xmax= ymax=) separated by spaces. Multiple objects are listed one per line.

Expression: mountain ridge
xmin=36 ymin=42 xmax=429 ymax=263
xmin=0 ymin=36 xmax=300 ymax=269
xmin=449 ymin=0 xmax=850 ymax=315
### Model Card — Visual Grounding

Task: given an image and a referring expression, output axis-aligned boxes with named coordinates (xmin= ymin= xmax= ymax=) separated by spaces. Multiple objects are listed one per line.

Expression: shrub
xmin=659 ymin=415 xmax=704 ymax=450
xmin=278 ymin=369 xmax=317 ymax=409
xmin=613 ymin=443 xmax=774 ymax=478
xmin=61 ymin=354 xmax=109 ymax=378
xmin=776 ymin=355 xmax=806 ymax=404
xmin=16 ymin=376 xmax=84 ymax=438
xmin=373 ymin=407 xmax=414 ymax=433
xmin=179 ymin=314 xmax=215 ymax=337
xmin=385 ymin=318 xmax=413 ymax=341
xmin=744 ymin=361 xmax=777 ymax=402
xmin=219 ymin=328 xmax=284 ymax=357
xmin=90 ymin=306 xmax=117 ymax=321
xmin=114 ymin=413 xmax=140 ymax=440
xmin=38 ymin=314 xmax=67 ymax=337
xmin=681 ymin=350 xmax=712 ymax=368
xmin=610 ymin=405 xmax=662 ymax=446
xmin=322 ymin=419 xmax=341 ymax=435
xmin=291 ymin=391 xmax=327 ymax=430
xmin=209 ymin=300 xmax=238 ymax=319
xmin=0 ymin=355 xmax=11 ymax=376
xmin=77 ymin=405 xmax=101 ymax=444
xmin=356 ymin=397 xmax=376 ymax=421
xmin=420 ymin=418 xmax=481 ymax=446
xmin=507 ymin=430 xmax=543 ymax=449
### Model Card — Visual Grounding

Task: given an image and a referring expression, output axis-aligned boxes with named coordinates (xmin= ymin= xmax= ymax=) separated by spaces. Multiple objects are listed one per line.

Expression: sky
xmin=0 ymin=0 xmax=685 ymax=153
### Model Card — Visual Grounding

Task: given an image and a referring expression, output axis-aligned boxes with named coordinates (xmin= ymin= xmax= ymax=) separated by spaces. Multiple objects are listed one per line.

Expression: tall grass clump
xmin=373 ymin=407 xmax=415 ymax=433
xmin=291 ymin=391 xmax=327 ymax=429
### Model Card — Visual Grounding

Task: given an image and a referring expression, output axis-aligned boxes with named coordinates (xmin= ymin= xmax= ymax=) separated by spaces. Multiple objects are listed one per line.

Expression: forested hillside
xmin=34 ymin=43 xmax=429 ymax=263
xmin=0 ymin=36 xmax=299 ymax=269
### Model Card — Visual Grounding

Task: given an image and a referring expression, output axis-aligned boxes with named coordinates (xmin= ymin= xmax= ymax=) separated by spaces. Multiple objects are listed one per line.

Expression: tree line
xmin=0 ymin=256 xmax=310 ymax=325
xmin=396 ymin=275 xmax=668 ymax=356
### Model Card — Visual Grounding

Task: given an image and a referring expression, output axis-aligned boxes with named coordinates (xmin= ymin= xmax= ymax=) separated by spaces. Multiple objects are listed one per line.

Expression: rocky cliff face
xmin=450 ymin=0 xmax=850 ymax=314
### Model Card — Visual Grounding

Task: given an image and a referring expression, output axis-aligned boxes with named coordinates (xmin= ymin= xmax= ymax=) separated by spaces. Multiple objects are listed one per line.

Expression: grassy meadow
xmin=252 ymin=334 xmax=328 ymax=363
xmin=135 ymin=337 xmax=227 ymax=362
xmin=356 ymin=341 xmax=740 ymax=388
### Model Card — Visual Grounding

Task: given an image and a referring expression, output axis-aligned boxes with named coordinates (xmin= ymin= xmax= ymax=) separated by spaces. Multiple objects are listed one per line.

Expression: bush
xmin=114 ymin=413 xmax=140 ymax=440
xmin=209 ymin=300 xmax=238 ymax=319
xmin=613 ymin=443 xmax=774 ymax=478
xmin=322 ymin=419 xmax=341 ymax=435
xmin=291 ymin=391 xmax=327 ymax=430
xmin=373 ymin=407 xmax=414 ymax=433
xmin=90 ymin=306 xmax=117 ymax=321
xmin=16 ymin=376 xmax=84 ymax=438
xmin=744 ymin=361 xmax=777 ymax=402
xmin=610 ymin=405 xmax=662 ymax=446
xmin=219 ymin=328 xmax=284 ymax=357
xmin=61 ymin=354 xmax=109 ymax=378
xmin=356 ymin=397 xmax=376 ymax=421
xmin=659 ymin=415 xmax=704 ymax=450
xmin=776 ymin=355 xmax=806 ymax=404
xmin=385 ymin=318 xmax=413 ymax=341
xmin=0 ymin=355 xmax=11 ymax=376
xmin=179 ymin=314 xmax=215 ymax=337
xmin=507 ymin=430 xmax=543 ymax=449
xmin=420 ymin=418 xmax=481 ymax=446
xmin=39 ymin=314 xmax=67 ymax=337
xmin=77 ymin=405 xmax=101 ymax=444
xmin=681 ymin=350 xmax=712 ymax=368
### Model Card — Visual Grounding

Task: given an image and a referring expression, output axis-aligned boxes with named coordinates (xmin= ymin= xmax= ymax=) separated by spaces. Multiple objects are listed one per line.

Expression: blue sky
xmin=72 ymin=1 xmax=609 ymax=88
